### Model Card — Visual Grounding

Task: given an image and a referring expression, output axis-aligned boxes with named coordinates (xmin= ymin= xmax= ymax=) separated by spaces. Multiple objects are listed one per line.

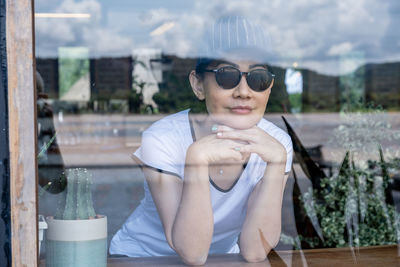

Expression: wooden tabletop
xmin=107 ymin=245 xmax=400 ymax=266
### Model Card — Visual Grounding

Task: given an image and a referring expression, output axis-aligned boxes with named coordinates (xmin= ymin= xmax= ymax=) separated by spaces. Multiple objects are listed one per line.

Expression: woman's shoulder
xmin=140 ymin=109 xmax=193 ymax=150
xmin=144 ymin=109 xmax=190 ymax=135
xmin=135 ymin=110 xmax=190 ymax=177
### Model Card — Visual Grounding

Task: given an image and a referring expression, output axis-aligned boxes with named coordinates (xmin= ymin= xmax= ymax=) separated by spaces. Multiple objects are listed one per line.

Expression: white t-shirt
xmin=109 ymin=109 xmax=293 ymax=257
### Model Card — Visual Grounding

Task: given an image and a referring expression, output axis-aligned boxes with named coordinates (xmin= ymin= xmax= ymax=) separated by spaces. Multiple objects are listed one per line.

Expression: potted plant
xmin=45 ymin=168 xmax=107 ymax=267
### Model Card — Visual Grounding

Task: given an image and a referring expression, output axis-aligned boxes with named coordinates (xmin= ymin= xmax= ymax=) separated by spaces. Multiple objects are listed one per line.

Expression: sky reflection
xmin=35 ymin=0 xmax=400 ymax=75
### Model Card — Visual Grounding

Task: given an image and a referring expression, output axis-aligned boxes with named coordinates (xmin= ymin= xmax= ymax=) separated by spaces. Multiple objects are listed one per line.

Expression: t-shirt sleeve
xmin=133 ymin=129 xmax=183 ymax=179
xmin=261 ymin=120 xmax=293 ymax=174
xmin=284 ymin=137 xmax=293 ymax=174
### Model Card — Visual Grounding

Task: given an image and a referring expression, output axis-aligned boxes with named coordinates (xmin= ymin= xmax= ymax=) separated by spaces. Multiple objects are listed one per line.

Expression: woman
xmin=110 ymin=16 xmax=293 ymax=265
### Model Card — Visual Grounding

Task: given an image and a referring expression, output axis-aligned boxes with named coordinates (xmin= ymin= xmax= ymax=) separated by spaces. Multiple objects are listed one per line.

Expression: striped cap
xmin=198 ymin=16 xmax=272 ymax=64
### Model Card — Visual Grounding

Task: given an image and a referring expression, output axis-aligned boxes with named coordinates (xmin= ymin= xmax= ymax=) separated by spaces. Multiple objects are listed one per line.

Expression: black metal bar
xmin=0 ymin=0 xmax=11 ymax=266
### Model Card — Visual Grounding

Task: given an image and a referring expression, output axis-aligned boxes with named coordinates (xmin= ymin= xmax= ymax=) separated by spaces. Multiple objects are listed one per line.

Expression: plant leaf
xmin=37 ymin=132 xmax=57 ymax=160
xmin=282 ymin=116 xmax=326 ymax=195
xmin=292 ymin=169 xmax=325 ymax=248
xmin=338 ymin=151 xmax=350 ymax=177
xmin=379 ymin=146 xmax=394 ymax=205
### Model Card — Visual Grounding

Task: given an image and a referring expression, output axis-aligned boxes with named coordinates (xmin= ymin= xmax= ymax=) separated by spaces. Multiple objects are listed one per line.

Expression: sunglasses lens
xmin=212 ymin=67 xmax=273 ymax=92
xmin=215 ymin=67 xmax=241 ymax=89
xmin=247 ymin=70 xmax=272 ymax=92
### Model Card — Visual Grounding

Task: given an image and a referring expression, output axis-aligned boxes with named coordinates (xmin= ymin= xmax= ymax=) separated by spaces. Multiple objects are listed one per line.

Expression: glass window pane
xmin=35 ymin=0 xmax=400 ymax=265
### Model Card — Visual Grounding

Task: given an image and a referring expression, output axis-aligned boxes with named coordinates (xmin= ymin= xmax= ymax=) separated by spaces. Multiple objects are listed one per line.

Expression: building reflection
xmin=36 ymin=55 xmax=400 ymax=114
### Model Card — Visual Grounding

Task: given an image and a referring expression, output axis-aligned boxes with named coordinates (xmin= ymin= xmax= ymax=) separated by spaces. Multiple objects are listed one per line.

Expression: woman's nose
xmin=233 ymin=74 xmax=251 ymax=98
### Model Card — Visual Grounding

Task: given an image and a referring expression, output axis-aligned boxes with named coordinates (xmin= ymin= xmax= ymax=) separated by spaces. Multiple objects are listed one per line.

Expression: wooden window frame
xmin=6 ymin=0 xmax=38 ymax=266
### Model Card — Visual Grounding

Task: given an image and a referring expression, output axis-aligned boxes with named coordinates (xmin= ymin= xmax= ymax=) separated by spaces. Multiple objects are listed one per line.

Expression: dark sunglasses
xmin=203 ymin=66 xmax=275 ymax=92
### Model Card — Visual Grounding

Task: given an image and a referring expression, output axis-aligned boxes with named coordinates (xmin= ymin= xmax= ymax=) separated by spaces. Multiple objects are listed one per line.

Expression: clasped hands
xmin=187 ymin=124 xmax=287 ymax=168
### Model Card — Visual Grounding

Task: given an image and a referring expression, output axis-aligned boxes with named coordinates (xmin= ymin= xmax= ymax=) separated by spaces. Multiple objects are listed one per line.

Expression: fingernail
xmin=211 ymin=125 xmax=218 ymax=132
xmin=217 ymin=132 xmax=222 ymax=137
xmin=234 ymin=147 xmax=241 ymax=151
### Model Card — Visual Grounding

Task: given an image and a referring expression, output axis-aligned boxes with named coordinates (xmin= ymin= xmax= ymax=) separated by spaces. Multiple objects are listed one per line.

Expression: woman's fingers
xmin=215 ymin=126 xmax=279 ymax=149
xmin=212 ymin=124 xmax=257 ymax=133
xmin=216 ymin=128 xmax=261 ymax=143
xmin=203 ymin=138 xmax=248 ymax=164
xmin=232 ymin=144 xmax=256 ymax=154
xmin=211 ymin=125 xmax=235 ymax=132
xmin=211 ymin=125 xmax=287 ymax=164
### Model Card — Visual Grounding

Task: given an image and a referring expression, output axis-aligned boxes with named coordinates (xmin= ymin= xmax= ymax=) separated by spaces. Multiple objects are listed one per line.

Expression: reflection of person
xmin=110 ymin=16 xmax=293 ymax=264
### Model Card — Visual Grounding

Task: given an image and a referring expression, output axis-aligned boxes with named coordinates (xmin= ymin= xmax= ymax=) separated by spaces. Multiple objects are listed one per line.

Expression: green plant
xmin=266 ymin=66 xmax=290 ymax=113
xmin=281 ymin=116 xmax=400 ymax=249
xmin=300 ymin=152 xmax=400 ymax=248
xmin=153 ymin=72 xmax=207 ymax=114
xmin=58 ymin=47 xmax=89 ymax=98
xmin=288 ymin=93 xmax=302 ymax=113
xmin=55 ymin=168 xmax=96 ymax=220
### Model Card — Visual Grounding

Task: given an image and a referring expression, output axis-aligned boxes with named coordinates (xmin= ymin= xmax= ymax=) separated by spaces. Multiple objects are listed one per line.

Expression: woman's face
xmin=195 ymin=60 xmax=272 ymax=130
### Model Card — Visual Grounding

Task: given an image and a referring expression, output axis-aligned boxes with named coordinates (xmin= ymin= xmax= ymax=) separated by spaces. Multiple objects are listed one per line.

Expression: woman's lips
xmin=230 ymin=106 xmax=252 ymax=114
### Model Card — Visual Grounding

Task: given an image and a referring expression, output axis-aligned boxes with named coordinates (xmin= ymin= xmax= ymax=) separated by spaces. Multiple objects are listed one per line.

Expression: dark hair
xmin=195 ymin=58 xmax=222 ymax=79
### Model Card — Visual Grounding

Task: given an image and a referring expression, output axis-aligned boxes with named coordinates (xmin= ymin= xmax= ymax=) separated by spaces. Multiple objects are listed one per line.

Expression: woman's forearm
xmin=239 ymin=162 xmax=287 ymax=262
xmin=171 ymin=150 xmax=214 ymax=265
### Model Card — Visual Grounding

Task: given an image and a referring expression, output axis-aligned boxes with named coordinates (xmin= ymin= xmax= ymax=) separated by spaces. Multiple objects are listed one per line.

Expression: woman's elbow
xmin=241 ymin=248 xmax=269 ymax=263
xmin=242 ymin=253 xmax=267 ymax=263
xmin=171 ymin=234 xmax=211 ymax=265
xmin=177 ymin=250 xmax=208 ymax=266
xmin=172 ymin=241 xmax=208 ymax=265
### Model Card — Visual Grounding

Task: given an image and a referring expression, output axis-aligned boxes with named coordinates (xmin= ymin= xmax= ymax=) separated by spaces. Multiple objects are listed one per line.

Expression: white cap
xmin=200 ymin=16 xmax=272 ymax=63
